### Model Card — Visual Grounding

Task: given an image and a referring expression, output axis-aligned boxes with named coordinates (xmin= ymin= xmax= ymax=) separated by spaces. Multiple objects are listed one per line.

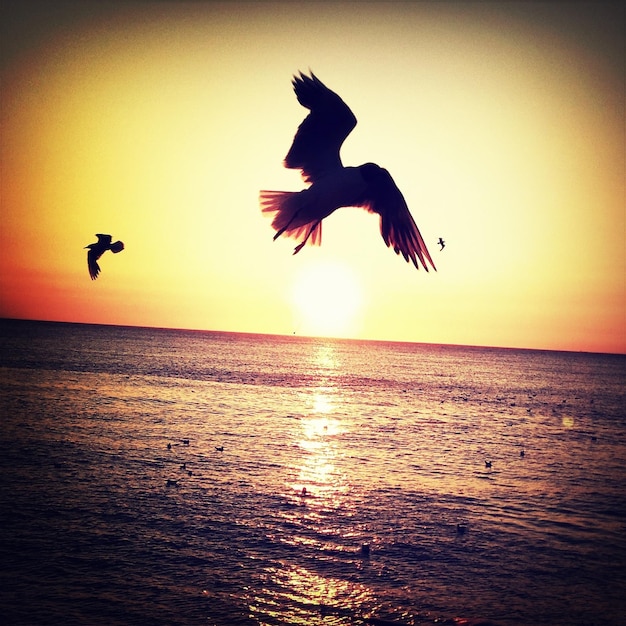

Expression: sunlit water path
xmin=1 ymin=320 xmax=624 ymax=625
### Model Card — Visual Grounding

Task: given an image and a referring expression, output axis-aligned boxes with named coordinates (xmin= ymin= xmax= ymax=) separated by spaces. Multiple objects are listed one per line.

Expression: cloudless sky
xmin=1 ymin=1 xmax=624 ymax=353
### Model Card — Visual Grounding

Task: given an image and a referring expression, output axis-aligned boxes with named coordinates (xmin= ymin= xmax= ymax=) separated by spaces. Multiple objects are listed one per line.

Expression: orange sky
xmin=1 ymin=1 xmax=624 ymax=353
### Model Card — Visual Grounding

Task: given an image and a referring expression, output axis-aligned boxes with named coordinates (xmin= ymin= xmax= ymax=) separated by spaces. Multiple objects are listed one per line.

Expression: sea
xmin=0 ymin=319 xmax=624 ymax=626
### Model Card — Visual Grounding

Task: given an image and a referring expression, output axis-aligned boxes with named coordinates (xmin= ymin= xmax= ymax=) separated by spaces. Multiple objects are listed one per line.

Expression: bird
xmin=85 ymin=234 xmax=124 ymax=280
xmin=438 ymin=237 xmax=445 ymax=250
xmin=215 ymin=446 xmax=224 ymax=452
xmin=485 ymin=460 xmax=492 ymax=468
xmin=260 ymin=72 xmax=436 ymax=271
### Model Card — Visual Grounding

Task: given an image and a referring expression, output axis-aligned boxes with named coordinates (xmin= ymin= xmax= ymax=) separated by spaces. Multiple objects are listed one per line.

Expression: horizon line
xmin=1 ymin=316 xmax=624 ymax=357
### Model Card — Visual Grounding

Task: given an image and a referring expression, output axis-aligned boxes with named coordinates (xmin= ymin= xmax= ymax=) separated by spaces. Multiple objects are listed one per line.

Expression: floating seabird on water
xmin=85 ymin=234 xmax=124 ymax=280
xmin=260 ymin=72 xmax=436 ymax=271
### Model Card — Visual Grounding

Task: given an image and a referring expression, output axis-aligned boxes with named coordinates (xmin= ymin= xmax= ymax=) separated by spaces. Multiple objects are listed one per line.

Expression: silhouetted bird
xmin=485 ymin=460 xmax=492 ymax=468
xmin=260 ymin=72 xmax=436 ymax=271
xmin=85 ymin=234 xmax=124 ymax=280
xmin=438 ymin=237 xmax=445 ymax=251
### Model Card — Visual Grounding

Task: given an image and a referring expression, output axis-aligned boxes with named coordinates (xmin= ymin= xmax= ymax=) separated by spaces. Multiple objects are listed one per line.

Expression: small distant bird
xmin=438 ymin=237 xmax=445 ymax=251
xmin=260 ymin=72 xmax=436 ymax=271
xmin=485 ymin=460 xmax=492 ymax=468
xmin=215 ymin=446 xmax=224 ymax=452
xmin=85 ymin=234 xmax=124 ymax=280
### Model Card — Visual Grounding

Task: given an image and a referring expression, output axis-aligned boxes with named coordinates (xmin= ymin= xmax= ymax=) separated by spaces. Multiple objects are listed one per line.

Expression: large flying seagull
xmin=260 ymin=72 xmax=436 ymax=271
xmin=85 ymin=234 xmax=124 ymax=280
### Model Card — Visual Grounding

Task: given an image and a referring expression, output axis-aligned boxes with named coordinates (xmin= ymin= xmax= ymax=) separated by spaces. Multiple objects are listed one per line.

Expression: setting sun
xmin=291 ymin=259 xmax=363 ymax=338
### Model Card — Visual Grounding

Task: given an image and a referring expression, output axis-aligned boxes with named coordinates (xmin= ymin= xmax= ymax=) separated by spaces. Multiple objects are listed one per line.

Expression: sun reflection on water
xmin=292 ymin=411 xmax=350 ymax=509
xmin=312 ymin=390 xmax=333 ymax=414
xmin=249 ymin=562 xmax=374 ymax=625
xmin=287 ymin=342 xmax=354 ymax=514
xmin=309 ymin=342 xmax=340 ymax=374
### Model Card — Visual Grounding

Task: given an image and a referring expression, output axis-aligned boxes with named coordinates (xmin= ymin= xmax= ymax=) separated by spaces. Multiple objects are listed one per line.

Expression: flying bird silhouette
xmin=85 ymin=234 xmax=124 ymax=280
xmin=260 ymin=72 xmax=436 ymax=271
xmin=438 ymin=237 xmax=445 ymax=251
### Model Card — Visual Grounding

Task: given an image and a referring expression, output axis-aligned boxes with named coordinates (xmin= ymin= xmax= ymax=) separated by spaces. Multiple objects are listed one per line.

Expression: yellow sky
xmin=1 ymin=1 xmax=624 ymax=353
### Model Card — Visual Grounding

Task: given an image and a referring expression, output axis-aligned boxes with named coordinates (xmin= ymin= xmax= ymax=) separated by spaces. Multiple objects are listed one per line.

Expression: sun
xmin=291 ymin=259 xmax=363 ymax=338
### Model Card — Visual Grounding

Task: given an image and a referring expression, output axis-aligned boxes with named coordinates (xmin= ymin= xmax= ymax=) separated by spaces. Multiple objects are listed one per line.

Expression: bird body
xmin=262 ymin=166 xmax=369 ymax=241
xmin=85 ymin=233 xmax=124 ymax=280
xmin=261 ymin=72 xmax=435 ymax=271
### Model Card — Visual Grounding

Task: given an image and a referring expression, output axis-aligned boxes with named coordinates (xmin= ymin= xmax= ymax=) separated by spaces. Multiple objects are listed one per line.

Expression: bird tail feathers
xmin=260 ymin=190 xmax=322 ymax=253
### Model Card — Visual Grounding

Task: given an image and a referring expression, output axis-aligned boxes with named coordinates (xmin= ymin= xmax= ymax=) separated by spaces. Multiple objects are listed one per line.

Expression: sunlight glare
xmin=291 ymin=260 xmax=363 ymax=338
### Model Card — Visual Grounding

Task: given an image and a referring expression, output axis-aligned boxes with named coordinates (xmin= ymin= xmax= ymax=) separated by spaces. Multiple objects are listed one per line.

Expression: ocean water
xmin=0 ymin=319 xmax=624 ymax=626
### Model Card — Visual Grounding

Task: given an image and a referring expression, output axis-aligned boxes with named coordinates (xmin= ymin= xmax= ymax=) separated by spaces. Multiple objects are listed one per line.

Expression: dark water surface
xmin=1 ymin=319 xmax=624 ymax=625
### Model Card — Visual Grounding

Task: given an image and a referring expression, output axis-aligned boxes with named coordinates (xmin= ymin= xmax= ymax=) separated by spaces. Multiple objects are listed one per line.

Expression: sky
xmin=1 ymin=1 xmax=624 ymax=354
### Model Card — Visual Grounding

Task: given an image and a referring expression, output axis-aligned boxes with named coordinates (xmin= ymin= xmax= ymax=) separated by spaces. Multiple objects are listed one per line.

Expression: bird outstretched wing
xmin=87 ymin=249 xmax=101 ymax=280
xmin=284 ymin=72 xmax=357 ymax=183
xmin=96 ymin=233 xmax=112 ymax=246
xmin=363 ymin=167 xmax=436 ymax=272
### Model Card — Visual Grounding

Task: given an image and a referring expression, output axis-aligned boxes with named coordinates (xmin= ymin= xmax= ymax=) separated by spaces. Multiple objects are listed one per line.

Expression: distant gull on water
xmin=85 ymin=234 xmax=124 ymax=280
xmin=260 ymin=72 xmax=436 ymax=271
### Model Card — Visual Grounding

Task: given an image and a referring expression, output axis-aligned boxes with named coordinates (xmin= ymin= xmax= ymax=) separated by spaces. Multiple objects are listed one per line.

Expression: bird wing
xmin=87 ymin=248 xmax=101 ymax=280
xmin=362 ymin=168 xmax=436 ymax=271
xmin=95 ymin=233 xmax=112 ymax=246
xmin=284 ymin=72 xmax=357 ymax=183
